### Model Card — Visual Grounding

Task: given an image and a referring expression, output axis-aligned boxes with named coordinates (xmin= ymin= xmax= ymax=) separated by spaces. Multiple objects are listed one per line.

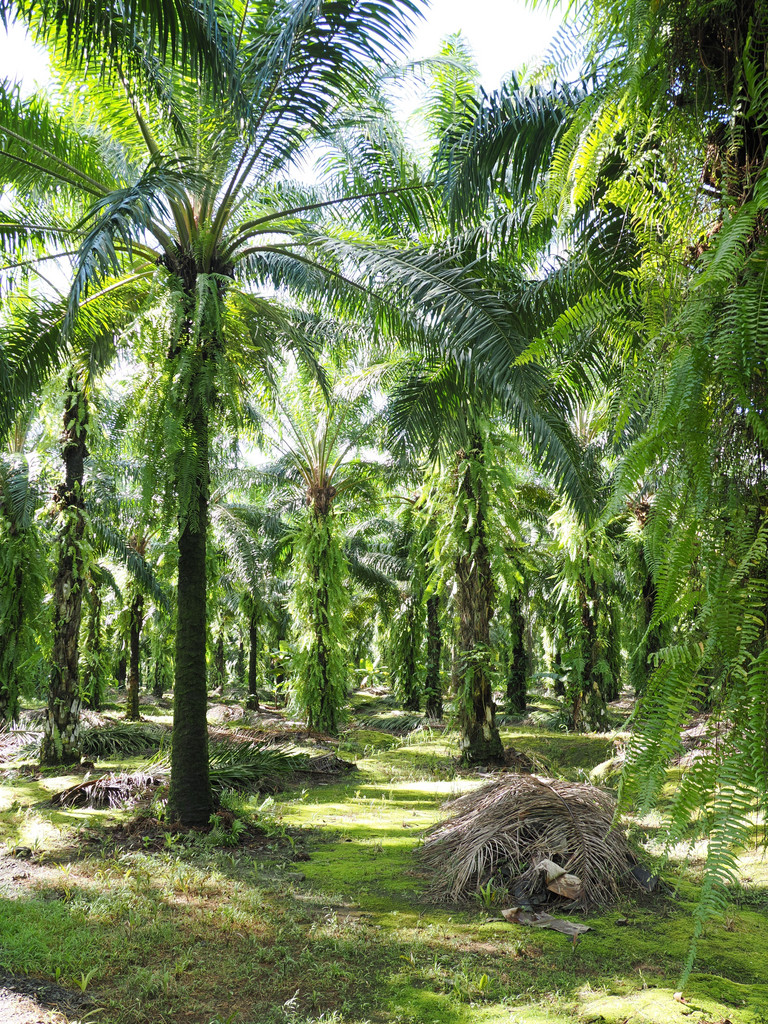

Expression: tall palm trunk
xmin=0 ymin=523 xmax=26 ymax=723
xmin=392 ymin=595 xmax=422 ymax=711
xmin=454 ymin=440 xmax=504 ymax=764
xmin=574 ymin=578 xmax=607 ymax=729
xmin=311 ymin=512 xmax=337 ymax=732
xmin=424 ymin=594 xmax=443 ymax=719
xmin=246 ymin=615 xmax=260 ymax=710
xmin=82 ymin=579 xmax=104 ymax=710
xmin=41 ymin=374 xmax=88 ymax=766
xmin=127 ymin=591 xmax=144 ymax=720
xmin=115 ymin=646 xmax=127 ymax=690
xmin=293 ymin=490 xmax=346 ymax=735
xmin=214 ymin=631 xmax=226 ymax=695
xmin=236 ymin=634 xmax=246 ymax=696
xmin=505 ymin=595 xmax=527 ymax=714
xmin=127 ymin=536 xmax=147 ymax=720
xmin=167 ymin=377 xmax=213 ymax=824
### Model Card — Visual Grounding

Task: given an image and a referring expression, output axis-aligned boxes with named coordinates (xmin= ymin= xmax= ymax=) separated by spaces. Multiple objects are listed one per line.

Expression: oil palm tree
xmin=258 ymin=364 xmax=385 ymax=733
xmin=0 ymin=0 xmax=426 ymax=821
xmin=0 ymin=447 xmax=45 ymax=722
xmin=437 ymin=0 xmax=768 ymax=956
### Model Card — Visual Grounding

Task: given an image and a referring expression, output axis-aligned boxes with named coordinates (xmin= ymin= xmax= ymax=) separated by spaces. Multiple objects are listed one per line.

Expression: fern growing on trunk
xmin=290 ymin=510 xmax=348 ymax=734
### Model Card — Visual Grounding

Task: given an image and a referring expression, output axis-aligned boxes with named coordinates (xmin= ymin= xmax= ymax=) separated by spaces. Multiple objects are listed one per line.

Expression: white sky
xmin=410 ymin=0 xmax=566 ymax=87
xmin=0 ymin=0 xmax=566 ymax=94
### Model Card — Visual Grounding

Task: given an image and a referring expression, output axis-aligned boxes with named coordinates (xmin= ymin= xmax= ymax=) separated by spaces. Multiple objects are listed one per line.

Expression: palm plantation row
xmin=2 ymin=0 xmax=767 ymax=938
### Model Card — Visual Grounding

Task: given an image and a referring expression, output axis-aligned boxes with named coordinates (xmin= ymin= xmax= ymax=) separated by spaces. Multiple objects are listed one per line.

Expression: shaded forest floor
xmin=1 ymin=691 xmax=768 ymax=1024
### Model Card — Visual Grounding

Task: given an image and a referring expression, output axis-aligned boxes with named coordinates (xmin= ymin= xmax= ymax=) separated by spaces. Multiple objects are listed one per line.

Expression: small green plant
xmin=450 ymin=966 xmax=495 ymax=1003
xmin=475 ymin=879 xmax=497 ymax=912
xmin=205 ymin=813 xmax=248 ymax=848
xmin=163 ymin=831 xmax=181 ymax=850
xmin=76 ymin=967 xmax=97 ymax=993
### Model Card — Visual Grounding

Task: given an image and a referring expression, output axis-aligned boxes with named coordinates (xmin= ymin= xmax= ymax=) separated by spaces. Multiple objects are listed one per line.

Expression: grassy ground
xmin=1 ymin=697 xmax=767 ymax=1024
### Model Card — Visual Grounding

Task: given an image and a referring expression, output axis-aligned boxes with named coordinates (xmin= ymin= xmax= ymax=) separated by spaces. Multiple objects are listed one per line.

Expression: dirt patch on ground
xmin=0 ymin=853 xmax=69 ymax=900
xmin=0 ymin=970 xmax=94 ymax=1024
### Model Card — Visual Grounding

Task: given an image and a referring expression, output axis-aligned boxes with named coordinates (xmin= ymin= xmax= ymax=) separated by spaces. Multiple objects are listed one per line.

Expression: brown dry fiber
xmin=419 ymin=775 xmax=639 ymax=907
xmin=51 ymin=771 xmax=163 ymax=808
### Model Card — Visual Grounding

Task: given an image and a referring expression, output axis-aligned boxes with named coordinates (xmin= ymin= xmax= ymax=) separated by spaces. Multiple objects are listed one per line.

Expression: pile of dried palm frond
xmin=51 ymin=771 xmax=163 ymax=809
xmin=419 ymin=775 xmax=640 ymax=908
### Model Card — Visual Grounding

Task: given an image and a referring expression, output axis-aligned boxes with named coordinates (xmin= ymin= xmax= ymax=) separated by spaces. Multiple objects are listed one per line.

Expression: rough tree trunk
xmin=246 ymin=616 xmax=260 ymax=710
xmin=574 ymin=580 xmax=607 ymax=730
xmin=214 ymin=631 xmax=225 ymax=696
xmin=0 ymin=528 xmax=25 ymax=723
xmin=505 ymin=596 xmax=527 ymax=714
xmin=295 ymin=486 xmax=346 ymax=735
xmin=424 ymin=594 xmax=443 ymax=720
xmin=236 ymin=635 xmax=245 ymax=692
xmin=116 ymin=651 xmax=127 ymax=691
xmin=81 ymin=581 xmax=103 ymax=710
xmin=313 ymin=615 xmax=334 ymax=732
xmin=41 ymin=374 xmax=88 ymax=766
xmin=455 ymin=442 xmax=504 ymax=764
xmin=400 ymin=599 xmax=422 ymax=712
xmin=126 ymin=591 xmax=144 ymax=721
xmin=153 ymin=659 xmax=165 ymax=699
xmin=167 ymin=395 xmax=213 ymax=825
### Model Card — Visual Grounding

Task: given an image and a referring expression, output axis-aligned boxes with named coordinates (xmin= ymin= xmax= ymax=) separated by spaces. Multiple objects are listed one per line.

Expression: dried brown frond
xmin=51 ymin=771 xmax=163 ymax=809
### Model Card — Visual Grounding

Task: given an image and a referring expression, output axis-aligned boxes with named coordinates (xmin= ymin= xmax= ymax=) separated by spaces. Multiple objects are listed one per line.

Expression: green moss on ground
xmin=1 ymin=702 xmax=767 ymax=1024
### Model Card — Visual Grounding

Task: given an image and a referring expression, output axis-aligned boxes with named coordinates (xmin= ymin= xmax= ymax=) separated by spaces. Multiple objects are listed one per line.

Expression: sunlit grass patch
xmin=0 ymin=714 xmax=765 ymax=1024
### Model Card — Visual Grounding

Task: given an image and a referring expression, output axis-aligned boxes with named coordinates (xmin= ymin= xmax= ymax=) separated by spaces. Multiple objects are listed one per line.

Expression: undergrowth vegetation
xmin=1 ymin=694 xmax=767 ymax=1024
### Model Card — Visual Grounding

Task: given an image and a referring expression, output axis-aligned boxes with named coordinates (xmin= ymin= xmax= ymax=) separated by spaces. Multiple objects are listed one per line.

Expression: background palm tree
xmin=0 ymin=446 xmax=46 ymax=722
xmin=259 ymin=363 xmax=386 ymax=733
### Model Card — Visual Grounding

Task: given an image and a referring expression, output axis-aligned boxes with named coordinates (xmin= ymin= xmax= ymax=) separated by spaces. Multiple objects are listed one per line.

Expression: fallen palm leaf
xmin=501 ymin=906 xmax=592 ymax=936
xmin=79 ymin=724 xmax=167 ymax=759
xmin=206 ymin=741 xmax=309 ymax=793
xmin=302 ymin=753 xmax=356 ymax=775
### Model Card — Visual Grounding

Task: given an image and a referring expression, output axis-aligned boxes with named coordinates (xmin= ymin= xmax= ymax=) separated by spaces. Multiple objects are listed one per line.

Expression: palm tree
xmin=385 ymin=510 xmax=426 ymax=713
xmin=436 ymin=0 xmax=768 ymax=954
xmin=260 ymin=365 xmax=385 ymax=733
xmin=382 ymin=252 xmax=596 ymax=758
xmin=0 ymin=446 xmax=45 ymax=723
xmin=0 ymin=0 xmax=425 ymax=821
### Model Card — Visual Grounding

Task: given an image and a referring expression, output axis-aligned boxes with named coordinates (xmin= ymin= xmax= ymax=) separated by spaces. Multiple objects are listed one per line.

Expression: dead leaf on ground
xmin=535 ymin=858 xmax=584 ymax=900
xmin=501 ymin=906 xmax=591 ymax=937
